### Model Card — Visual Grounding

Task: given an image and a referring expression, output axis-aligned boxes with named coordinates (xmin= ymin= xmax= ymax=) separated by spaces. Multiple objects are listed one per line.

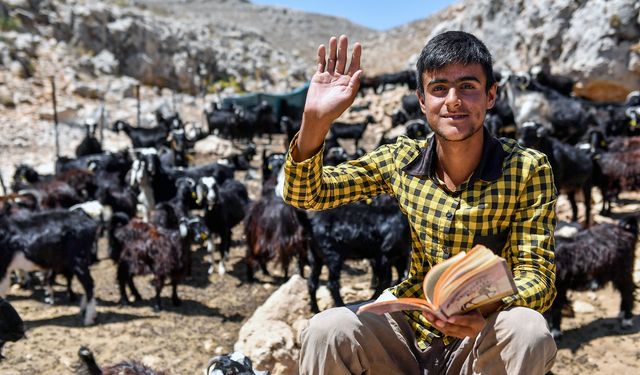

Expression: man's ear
xmin=486 ymin=83 xmax=498 ymax=110
xmin=416 ymin=89 xmax=427 ymax=114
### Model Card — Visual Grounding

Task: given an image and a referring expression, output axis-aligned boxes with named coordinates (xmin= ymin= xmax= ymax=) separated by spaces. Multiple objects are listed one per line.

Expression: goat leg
xmin=117 ymin=263 xmax=131 ymax=305
xmin=614 ymin=276 xmax=635 ymax=328
xmin=74 ymin=264 xmax=96 ymax=326
xmin=171 ymin=279 xmax=181 ymax=307
xmin=153 ymin=277 xmax=164 ymax=312
xmin=326 ymin=261 xmax=345 ymax=307
xmin=217 ymin=230 xmax=232 ymax=276
xmin=207 ymin=237 xmax=216 ymax=275
xmin=567 ymin=191 xmax=579 ymax=223
xmin=64 ymin=271 xmax=76 ymax=303
xmin=307 ymin=259 xmax=322 ymax=313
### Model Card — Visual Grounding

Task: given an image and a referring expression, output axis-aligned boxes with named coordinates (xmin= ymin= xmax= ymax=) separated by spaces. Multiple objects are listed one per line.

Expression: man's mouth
xmin=442 ymin=114 xmax=468 ymax=120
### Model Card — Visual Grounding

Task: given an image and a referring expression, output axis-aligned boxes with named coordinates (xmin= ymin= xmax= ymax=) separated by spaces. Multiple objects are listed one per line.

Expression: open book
xmin=357 ymin=245 xmax=517 ymax=320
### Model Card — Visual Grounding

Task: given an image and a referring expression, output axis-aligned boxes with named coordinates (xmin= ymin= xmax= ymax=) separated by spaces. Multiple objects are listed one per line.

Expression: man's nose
xmin=445 ymin=88 xmax=462 ymax=110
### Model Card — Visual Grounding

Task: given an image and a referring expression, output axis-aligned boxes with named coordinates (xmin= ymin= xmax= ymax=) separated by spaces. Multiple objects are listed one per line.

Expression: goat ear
xmin=179 ymin=222 xmax=188 ymax=238
xmin=196 ymin=184 xmax=204 ymax=204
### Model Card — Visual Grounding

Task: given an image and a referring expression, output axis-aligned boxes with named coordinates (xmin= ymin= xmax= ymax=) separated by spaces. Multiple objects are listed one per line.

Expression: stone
xmin=71 ymin=82 xmax=104 ymax=99
xmin=573 ymin=300 xmax=596 ymax=314
xmin=91 ymin=49 xmax=117 ymax=75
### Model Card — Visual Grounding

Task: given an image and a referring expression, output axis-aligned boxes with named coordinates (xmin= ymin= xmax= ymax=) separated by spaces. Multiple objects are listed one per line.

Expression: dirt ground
xmin=1 ymin=93 xmax=640 ymax=374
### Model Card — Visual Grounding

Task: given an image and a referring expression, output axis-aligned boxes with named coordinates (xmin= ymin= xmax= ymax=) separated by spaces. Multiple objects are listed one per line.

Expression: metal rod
xmin=136 ymin=84 xmax=141 ymax=127
xmin=51 ymin=76 xmax=60 ymax=160
xmin=99 ymin=103 xmax=105 ymax=145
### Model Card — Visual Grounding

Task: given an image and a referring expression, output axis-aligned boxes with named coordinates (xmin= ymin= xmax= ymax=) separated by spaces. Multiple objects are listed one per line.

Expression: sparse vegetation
xmin=206 ymin=75 xmax=245 ymax=94
xmin=0 ymin=15 xmax=21 ymax=31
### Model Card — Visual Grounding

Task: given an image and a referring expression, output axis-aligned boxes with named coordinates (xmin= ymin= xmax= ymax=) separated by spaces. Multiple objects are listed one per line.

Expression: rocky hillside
xmin=1 ymin=0 xmax=637 ymax=100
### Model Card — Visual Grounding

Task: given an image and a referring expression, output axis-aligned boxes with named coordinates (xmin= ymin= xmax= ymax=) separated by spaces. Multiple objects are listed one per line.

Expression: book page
xmin=423 ymin=252 xmax=466 ymax=303
xmin=356 ymin=298 xmax=435 ymax=315
xmin=436 ymin=255 xmax=500 ymax=305
xmin=438 ymin=260 xmax=517 ymax=318
xmin=434 ymin=249 xmax=494 ymax=304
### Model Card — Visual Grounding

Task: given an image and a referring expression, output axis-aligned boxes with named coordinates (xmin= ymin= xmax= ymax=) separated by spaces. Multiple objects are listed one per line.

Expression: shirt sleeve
xmin=503 ymin=153 xmax=557 ymax=312
xmin=282 ymin=133 xmax=394 ymax=210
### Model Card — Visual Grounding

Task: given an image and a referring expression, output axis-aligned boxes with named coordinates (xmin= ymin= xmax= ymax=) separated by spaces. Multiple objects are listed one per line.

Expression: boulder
xmin=234 ymin=275 xmax=310 ymax=375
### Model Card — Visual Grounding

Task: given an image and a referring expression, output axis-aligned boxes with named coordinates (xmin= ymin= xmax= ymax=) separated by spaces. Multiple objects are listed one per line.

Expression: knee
xmin=496 ymin=307 xmax=556 ymax=353
xmin=300 ymin=307 xmax=360 ymax=346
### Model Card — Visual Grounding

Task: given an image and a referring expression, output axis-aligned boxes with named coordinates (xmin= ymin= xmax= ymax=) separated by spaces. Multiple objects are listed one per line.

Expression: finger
xmin=317 ymin=44 xmax=326 ymax=73
xmin=326 ymin=36 xmax=338 ymax=75
xmin=335 ymin=35 xmax=348 ymax=74
xmin=346 ymin=42 xmax=362 ymax=76
xmin=348 ymin=69 xmax=363 ymax=93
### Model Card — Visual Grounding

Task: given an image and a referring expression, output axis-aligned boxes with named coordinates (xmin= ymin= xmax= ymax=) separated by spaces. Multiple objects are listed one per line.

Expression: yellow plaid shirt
xmin=283 ymin=127 xmax=557 ymax=348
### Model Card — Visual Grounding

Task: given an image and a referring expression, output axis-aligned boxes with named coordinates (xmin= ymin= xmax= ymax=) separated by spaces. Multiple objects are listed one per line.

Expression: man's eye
xmin=461 ymin=83 xmax=476 ymax=89
xmin=432 ymin=86 xmax=445 ymax=92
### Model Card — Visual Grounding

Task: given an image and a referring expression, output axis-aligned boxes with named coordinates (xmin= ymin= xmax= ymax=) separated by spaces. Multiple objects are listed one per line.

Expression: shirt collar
xmin=401 ymin=126 xmax=507 ymax=183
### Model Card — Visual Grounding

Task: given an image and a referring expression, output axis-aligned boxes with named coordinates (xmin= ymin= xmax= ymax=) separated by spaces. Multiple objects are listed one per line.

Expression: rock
xmin=0 ymin=85 xmax=15 ymax=107
xmin=71 ymin=82 xmax=104 ymax=99
xmin=9 ymin=60 xmax=28 ymax=78
xmin=234 ymin=275 xmax=310 ymax=375
xmin=573 ymin=300 xmax=596 ymax=314
xmin=38 ymin=104 xmax=81 ymax=124
xmin=91 ymin=49 xmax=117 ymax=74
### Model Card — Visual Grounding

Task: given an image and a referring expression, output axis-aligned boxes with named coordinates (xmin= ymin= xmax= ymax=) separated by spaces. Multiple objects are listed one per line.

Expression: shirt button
xmin=446 ymin=212 xmax=453 ymax=219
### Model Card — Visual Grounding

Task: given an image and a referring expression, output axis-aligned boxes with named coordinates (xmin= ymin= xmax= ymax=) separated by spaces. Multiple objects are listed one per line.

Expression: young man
xmin=283 ymin=31 xmax=557 ymax=375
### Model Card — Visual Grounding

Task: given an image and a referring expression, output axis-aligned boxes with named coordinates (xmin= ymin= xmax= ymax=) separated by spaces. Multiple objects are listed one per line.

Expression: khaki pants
xmin=299 ymin=304 xmax=557 ymax=375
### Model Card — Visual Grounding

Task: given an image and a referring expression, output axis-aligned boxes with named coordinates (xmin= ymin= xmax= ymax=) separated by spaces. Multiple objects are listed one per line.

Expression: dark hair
xmin=416 ymin=31 xmax=495 ymax=94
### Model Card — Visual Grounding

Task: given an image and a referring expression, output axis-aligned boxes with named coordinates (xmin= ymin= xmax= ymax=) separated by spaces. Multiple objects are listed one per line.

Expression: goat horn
xmin=17 ymin=189 xmax=43 ymax=209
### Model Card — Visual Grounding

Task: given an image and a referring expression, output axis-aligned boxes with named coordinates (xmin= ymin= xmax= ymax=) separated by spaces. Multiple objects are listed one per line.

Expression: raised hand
xmin=304 ymin=35 xmax=363 ymax=125
xmin=294 ymin=35 xmax=362 ymax=161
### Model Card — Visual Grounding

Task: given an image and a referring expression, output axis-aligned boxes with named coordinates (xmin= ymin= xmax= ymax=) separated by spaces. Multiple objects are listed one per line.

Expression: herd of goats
xmin=1 ymin=66 xmax=640 ymax=372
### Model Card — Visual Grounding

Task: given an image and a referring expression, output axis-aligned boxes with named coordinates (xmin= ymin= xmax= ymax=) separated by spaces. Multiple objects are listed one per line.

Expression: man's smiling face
xmin=417 ymin=63 xmax=497 ymax=143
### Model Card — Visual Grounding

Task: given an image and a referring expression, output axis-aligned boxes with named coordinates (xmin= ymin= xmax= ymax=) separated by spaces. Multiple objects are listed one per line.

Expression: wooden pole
xmin=136 ymin=84 xmax=141 ymax=127
xmin=51 ymin=76 xmax=60 ymax=160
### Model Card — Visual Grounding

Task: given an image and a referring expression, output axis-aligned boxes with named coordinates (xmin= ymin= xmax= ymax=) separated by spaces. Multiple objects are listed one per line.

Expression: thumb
xmin=349 ymin=70 xmax=363 ymax=93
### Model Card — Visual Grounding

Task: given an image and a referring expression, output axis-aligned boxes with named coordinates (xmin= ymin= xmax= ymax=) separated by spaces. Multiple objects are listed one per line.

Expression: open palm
xmin=303 ymin=35 xmax=362 ymax=125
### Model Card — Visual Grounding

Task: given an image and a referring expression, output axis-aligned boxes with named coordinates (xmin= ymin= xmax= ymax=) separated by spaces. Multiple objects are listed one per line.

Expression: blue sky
xmin=251 ymin=0 xmax=460 ymax=31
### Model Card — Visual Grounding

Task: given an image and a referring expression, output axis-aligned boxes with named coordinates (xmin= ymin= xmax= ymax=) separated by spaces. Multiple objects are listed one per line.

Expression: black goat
xmin=0 ymin=209 xmax=98 ymax=325
xmin=323 ymin=146 xmax=366 ymax=167
xmin=282 ymin=116 xmax=302 ymax=146
xmin=244 ymin=169 xmax=312 ymax=282
xmin=205 ymin=352 xmax=267 ymax=375
xmin=196 ymin=177 xmax=250 ymax=275
xmin=110 ymin=217 xmax=203 ymax=310
xmin=76 ymin=121 xmax=103 ymax=157
xmin=548 ymin=217 xmax=638 ymax=339
xmin=405 ymin=119 xmax=431 ymax=140
xmin=112 ymin=120 xmax=169 ymax=148
xmin=0 ymin=297 xmax=24 ymax=360
xmin=503 ymin=71 xmax=597 ymax=144
xmin=129 ymin=151 xmax=234 ymax=220
xmin=307 ymin=196 xmax=411 ymax=313
xmin=363 ymin=70 xmax=417 ymax=94
xmin=205 ymin=103 xmax=239 ymax=139
xmin=76 ymin=346 xmax=166 ymax=375
xmin=585 ymin=130 xmax=640 ymax=215
xmin=234 ymin=101 xmax=279 ymax=142
xmin=518 ymin=121 xmax=593 ymax=226
xmin=329 ymin=115 xmax=375 ymax=148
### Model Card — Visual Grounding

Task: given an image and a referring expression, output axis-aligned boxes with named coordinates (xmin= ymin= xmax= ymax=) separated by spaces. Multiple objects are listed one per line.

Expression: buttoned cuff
xmin=286 ymin=132 xmax=325 ymax=166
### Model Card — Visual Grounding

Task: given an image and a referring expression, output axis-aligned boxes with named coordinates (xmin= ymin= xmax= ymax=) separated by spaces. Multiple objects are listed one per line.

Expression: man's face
xmin=417 ymin=63 xmax=497 ymax=142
